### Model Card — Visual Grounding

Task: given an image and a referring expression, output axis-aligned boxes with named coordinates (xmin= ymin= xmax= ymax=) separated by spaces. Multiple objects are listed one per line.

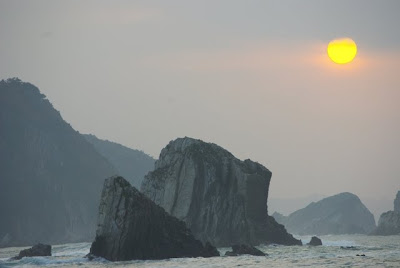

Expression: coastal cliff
xmin=371 ymin=191 xmax=400 ymax=235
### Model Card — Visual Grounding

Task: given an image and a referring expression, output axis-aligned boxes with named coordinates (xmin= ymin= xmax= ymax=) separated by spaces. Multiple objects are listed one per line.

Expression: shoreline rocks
xmin=89 ymin=176 xmax=219 ymax=261
xmin=307 ymin=236 xmax=322 ymax=246
xmin=225 ymin=244 xmax=266 ymax=256
xmin=11 ymin=243 xmax=51 ymax=260
xmin=142 ymin=137 xmax=301 ymax=247
xmin=371 ymin=191 xmax=400 ymax=236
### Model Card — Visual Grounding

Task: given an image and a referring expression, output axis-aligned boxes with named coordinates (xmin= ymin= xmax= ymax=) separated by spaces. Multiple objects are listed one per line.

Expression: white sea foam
xmin=0 ymin=235 xmax=399 ymax=268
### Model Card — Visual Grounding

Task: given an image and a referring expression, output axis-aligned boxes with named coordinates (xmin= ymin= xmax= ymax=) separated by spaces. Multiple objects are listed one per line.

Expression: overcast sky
xmin=1 ymin=1 xmax=399 ymax=206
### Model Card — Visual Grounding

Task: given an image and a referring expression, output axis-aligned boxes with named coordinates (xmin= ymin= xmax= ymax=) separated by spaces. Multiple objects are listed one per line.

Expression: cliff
xmin=141 ymin=137 xmax=301 ymax=247
xmin=0 ymin=78 xmax=116 ymax=247
xmin=90 ymin=176 xmax=219 ymax=261
xmin=272 ymin=192 xmax=376 ymax=235
xmin=84 ymin=134 xmax=155 ymax=189
xmin=371 ymin=191 xmax=400 ymax=235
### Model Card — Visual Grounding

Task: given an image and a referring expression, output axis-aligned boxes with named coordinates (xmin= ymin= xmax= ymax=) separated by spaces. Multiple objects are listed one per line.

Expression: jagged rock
xmin=394 ymin=191 xmax=400 ymax=213
xmin=11 ymin=243 xmax=51 ymax=260
xmin=371 ymin=191 xmax=400 ymax=236
xmin=90 ymin=176 xmax=219 ymax=261
xmin=141 ymin=137 xmax=301 ymax=247
xmin=273 ymin=192 xmax=376 ymax=235
xmin=225 ymin=244 xmax=266 ymax=256
xmin=307 ymin=236 xmax=322 ymax=246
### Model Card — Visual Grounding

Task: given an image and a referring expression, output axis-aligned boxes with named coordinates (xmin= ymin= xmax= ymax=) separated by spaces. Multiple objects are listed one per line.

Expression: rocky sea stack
xmin=273 ymin=192 xmax=376 ymax=235
xmin=141 ymin=137 xmax=301 ymax=247
xmin=371 ymin=191 xmax=400 ymax=235
xmin=90 ymin=176 xmax=219 ymax=261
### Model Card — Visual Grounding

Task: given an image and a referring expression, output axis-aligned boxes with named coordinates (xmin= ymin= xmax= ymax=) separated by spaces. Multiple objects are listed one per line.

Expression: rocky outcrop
xmin=371 ymin=191 xmax=400 ymax=235
xmin=90 ymin=176 xmax=219 ymax=261
xmin=394 ymin=191 xmax=400 ymax=213
xmin=273 ymin=192 xmax=376 ymax=235
xmin=84 ymin=134 xmax=155 ymax=189
xmin=225 ymin=245 xmax=266 ymax=256
xmin=0 ymin=78 xmax=116 ymax=247
xmin=141 ymin=137 xmax=301 ymax=247
xmin=307 ymin=236 xmax=322 ymax=246
xmin=11 ymin=244 xmax=51 ymax=260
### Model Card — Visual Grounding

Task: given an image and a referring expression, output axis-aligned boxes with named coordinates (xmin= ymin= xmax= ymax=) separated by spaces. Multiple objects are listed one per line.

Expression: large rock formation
xmin=84 ymin=134 xmax=155 ymax=189
xmin=272 ymin=192 xmax=376 ymax=235
xmin=0 ymin=78 xmax=116 ymax=247
xmin=141 ymin=137 xmax=301 ymax=247
xmin=90 ymin=176 xmax=219 ymax=261
xmin=371 ymin=191 xmax=400 ymax=235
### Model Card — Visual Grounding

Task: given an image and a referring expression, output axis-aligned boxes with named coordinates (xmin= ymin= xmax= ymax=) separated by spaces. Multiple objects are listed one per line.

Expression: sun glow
xmin=327 ymin=38 xmax=357 ymax=64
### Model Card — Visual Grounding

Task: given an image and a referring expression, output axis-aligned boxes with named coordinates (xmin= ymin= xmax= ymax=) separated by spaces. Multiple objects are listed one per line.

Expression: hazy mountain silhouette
xmin=84 ymin=134 xmax=155 ymax=189
xmin=0 ymin=78 xmax=116 ymax=247
xmin=272 ymin=192 xmax=376 ymax=235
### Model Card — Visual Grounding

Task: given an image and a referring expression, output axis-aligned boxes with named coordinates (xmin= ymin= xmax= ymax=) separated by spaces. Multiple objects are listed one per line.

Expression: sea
xmin=0 ymin=235 xmax=399 ymax=268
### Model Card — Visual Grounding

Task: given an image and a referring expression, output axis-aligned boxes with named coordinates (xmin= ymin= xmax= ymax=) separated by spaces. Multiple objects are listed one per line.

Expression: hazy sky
xmin=1 ymin=1 xmax=399 ymax=206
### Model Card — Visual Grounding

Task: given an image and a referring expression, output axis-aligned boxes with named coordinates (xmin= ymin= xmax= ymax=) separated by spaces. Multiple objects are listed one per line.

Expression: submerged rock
xmin=273 ymin=192 xmax=376 ymax=235
xmin=11 ymin=243 xmax=51 ymax=260
xmin=141 ymin=137 xmax=301 ymax=247
xmin=90 ymin=176 xmax=219 ymax=261
xmin=225 ymin=244 xmax=266 ymax=256
xmin=307 ymin=236 xmax=322 ymax=246
xmin=371 ymin=191 xmax=400 ymax=236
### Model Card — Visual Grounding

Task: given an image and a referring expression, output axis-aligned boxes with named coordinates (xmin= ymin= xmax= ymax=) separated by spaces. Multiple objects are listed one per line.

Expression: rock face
xmin=141 ymin=137 xmax=301 ymax=247
xmin=11 ymin=244 xmax=51 ymax=260
xmin=90 ymin=176 xmax=219 ymax=261
xmin=272 ymin=192 xmax=376 ymax=235
xmin=307 ymin=236 xmax=322 ymax=246
xmin=84 ymin=134 xmax=155 ymax=189
xmin=394 ymin=191 xmax=400 ymax=213
xmin=225 ymin=245 xmax=266 ymax=256
xmin=0 ymin=78 xmax=116 ymax=247
xmin=371 ymin=191 xmax=400 ymax=235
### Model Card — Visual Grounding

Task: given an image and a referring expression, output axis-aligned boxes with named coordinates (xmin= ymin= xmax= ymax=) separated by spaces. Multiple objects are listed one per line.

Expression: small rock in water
xmin=225 ymin=244 xmax=267 ymax=256
xmin=11 ymin=243 xmax=51 ymax=260
xmin=307 ymin=236 xmax=322 ymax=246
xmin=340 ymin=246 xmax=357 ymax=250
xmin=356 ymin=254 xmax=366 ymax=257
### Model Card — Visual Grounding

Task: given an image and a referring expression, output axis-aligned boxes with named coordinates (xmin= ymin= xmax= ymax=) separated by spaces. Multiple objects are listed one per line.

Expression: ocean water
xmin=0 ymin=235 xmax=399 ymax=267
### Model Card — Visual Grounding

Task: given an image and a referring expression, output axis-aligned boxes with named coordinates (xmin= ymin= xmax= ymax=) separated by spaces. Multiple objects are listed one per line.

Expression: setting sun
xmin=327 ymin=38 xmax=357 ymax=64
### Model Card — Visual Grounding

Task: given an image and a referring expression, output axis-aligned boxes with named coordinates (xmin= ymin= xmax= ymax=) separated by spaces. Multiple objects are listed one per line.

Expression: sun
xmin=327 ymin=38 xmax=357 ymax=64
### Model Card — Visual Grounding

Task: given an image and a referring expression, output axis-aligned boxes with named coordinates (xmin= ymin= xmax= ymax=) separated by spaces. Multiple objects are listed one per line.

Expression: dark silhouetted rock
xmin=11 ymin=243 xmax=51 ymax=260
xmin=90 ymin=176 xmax=219 ymax=261
xmin=0 ymin=78 xmax=116 ymax=247
xmin=307 ymin=236 xmax=322 ymax=246
xmin=394 ymin=191 xmax=400 ymax=213
xmin=225 ymin=244 xmax=266 ymax=256
xmin=84 ymin=134 xmax=155 ymax=189
xmin=141 ymin=137 xmax=301 ymax=247
xmin=371 ymin=191 xmax=400 ymax=236
xmin=273 ymin=192 xmax=376 ymax=235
